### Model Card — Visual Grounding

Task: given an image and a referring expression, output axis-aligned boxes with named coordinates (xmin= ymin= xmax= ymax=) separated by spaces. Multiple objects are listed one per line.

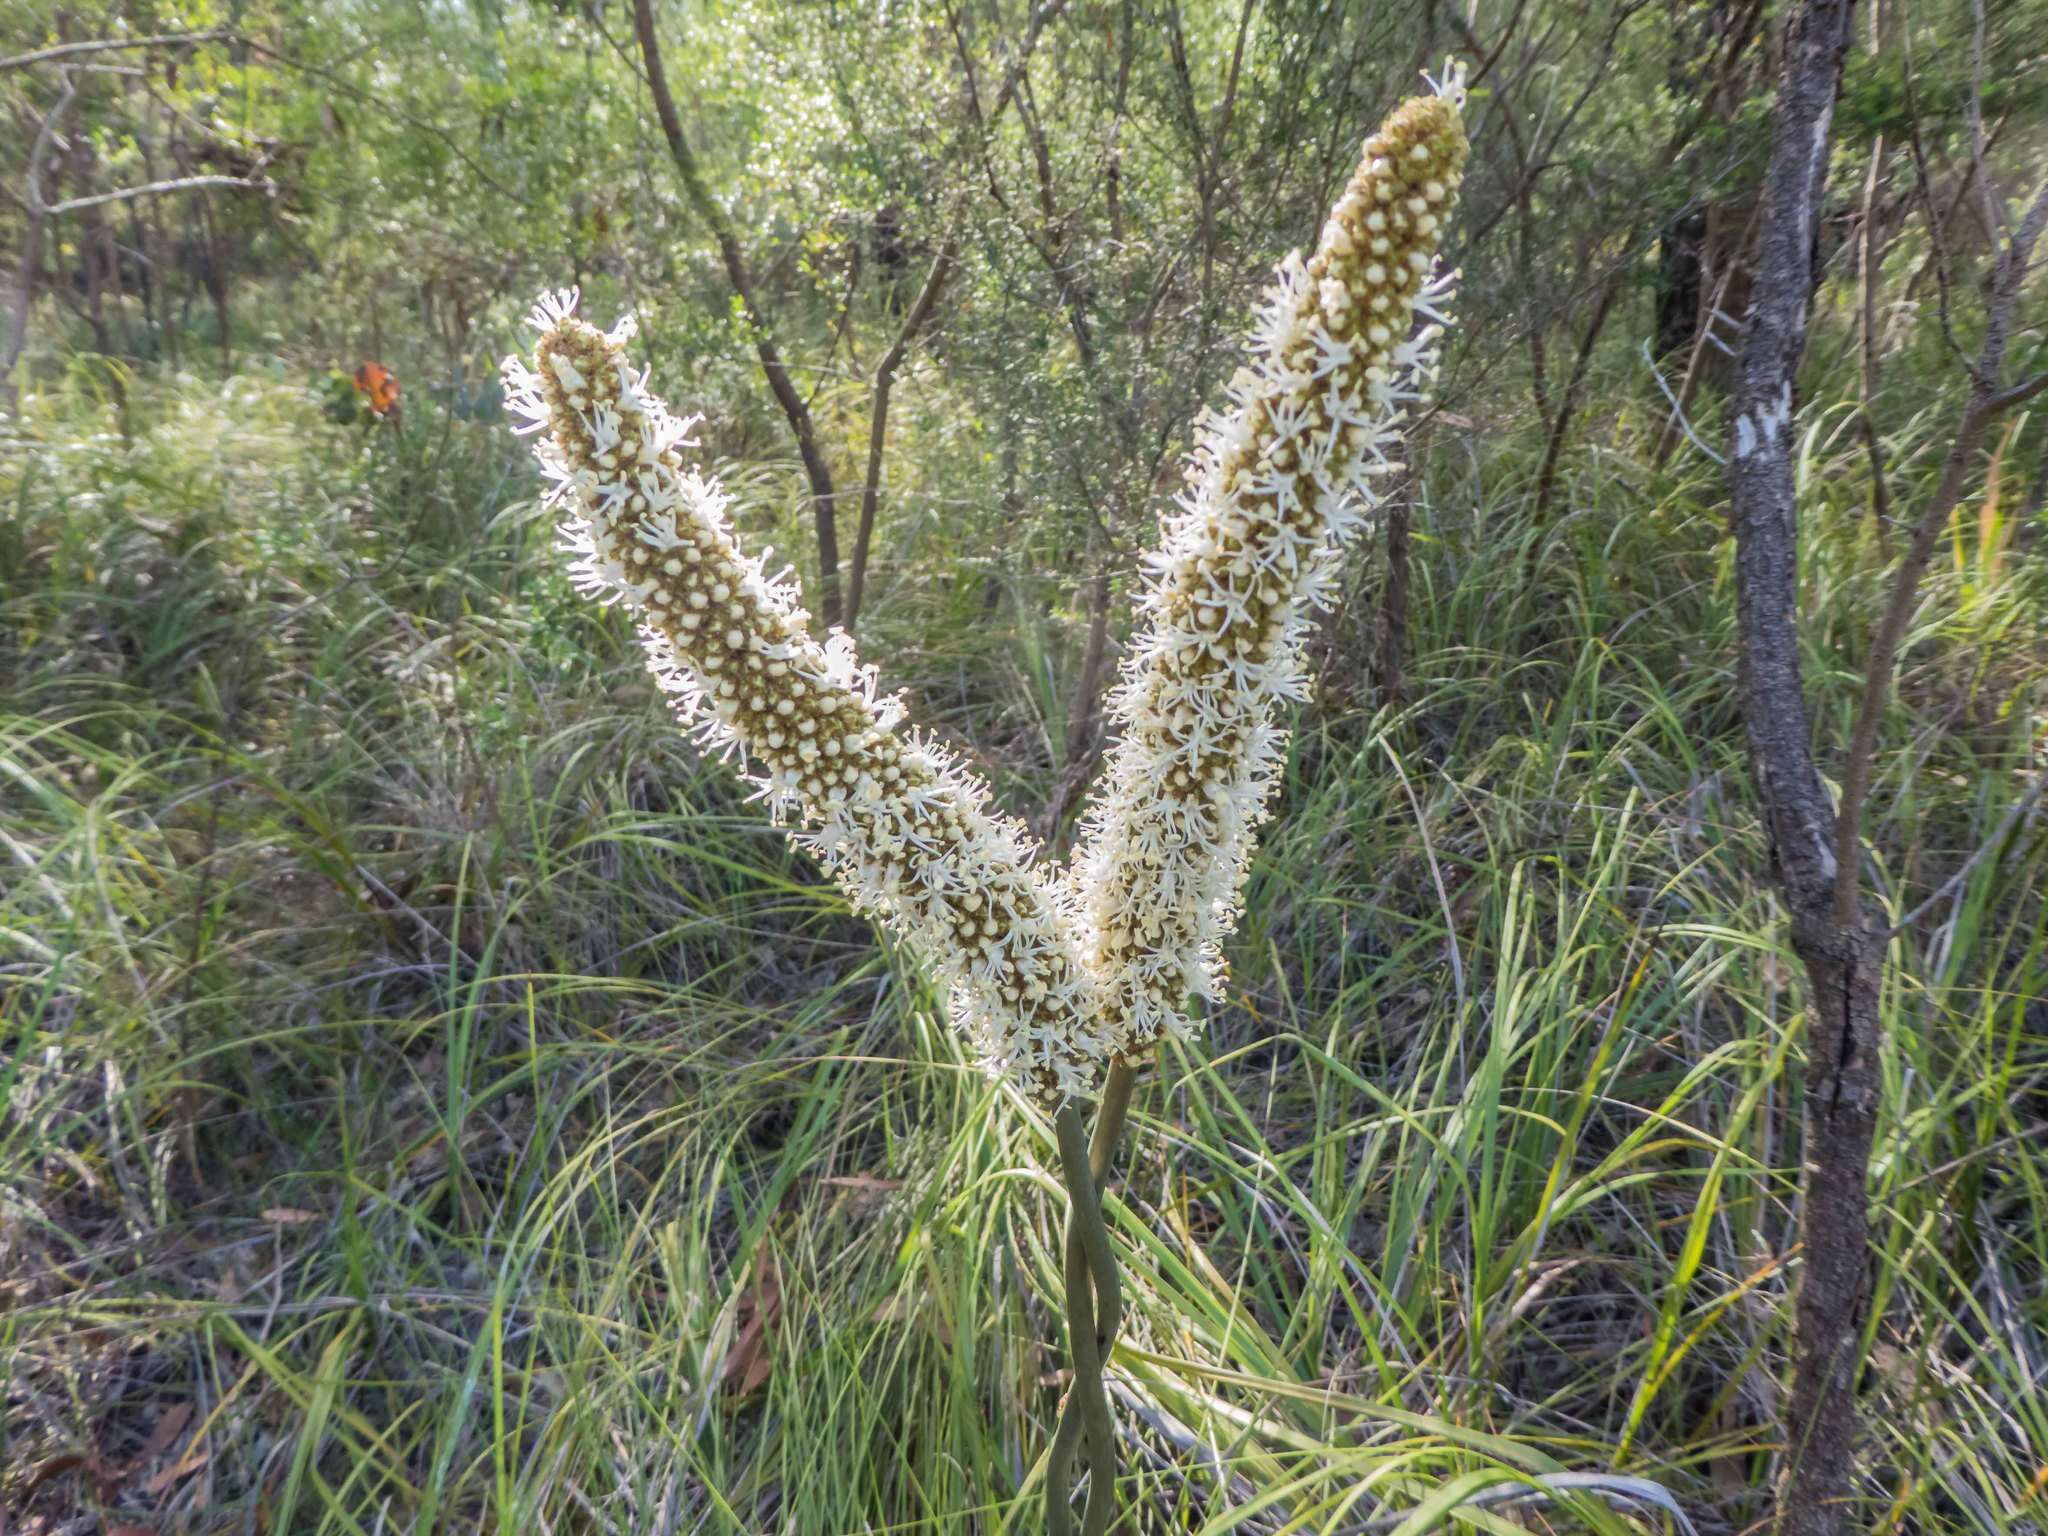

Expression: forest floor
xmin=4 ymin=366 xmax=2046 ymax=1533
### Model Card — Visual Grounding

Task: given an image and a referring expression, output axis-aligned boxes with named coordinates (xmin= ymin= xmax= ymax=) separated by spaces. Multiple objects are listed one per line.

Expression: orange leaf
xmin=352 ymin=362 xmax=400 ymax=417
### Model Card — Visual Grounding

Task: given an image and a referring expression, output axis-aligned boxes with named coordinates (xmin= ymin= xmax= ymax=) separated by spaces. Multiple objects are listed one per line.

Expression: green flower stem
xmin=1088 ymin=1057 xmax=1141 ymax=1185
xmin=1044 ymin=1187 xmax=1095 ymax=1536
xmin=1070 ymin=1101 xmax=1125 ymax=1350
xmin=1076 ymin=1056 xmax=1139 ymax=1351
xmin=1044 ymin=1342 xmax=1084 ymax=1536
xmin=1052 ymin=1101 xmax=1120 ymax=1535
xmin=1046 ymin=1056 xmax=1142 ymax=1533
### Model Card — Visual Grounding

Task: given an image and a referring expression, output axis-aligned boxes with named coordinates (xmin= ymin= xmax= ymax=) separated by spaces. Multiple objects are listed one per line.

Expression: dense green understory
xmin=3 ymin=361 xmax=2045 ymax=1533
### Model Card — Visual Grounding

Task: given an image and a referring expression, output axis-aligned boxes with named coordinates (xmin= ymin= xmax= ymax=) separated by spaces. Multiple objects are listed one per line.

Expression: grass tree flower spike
xmin=504 ymin=295 xmax=1108 ymax=1098
xmin=1071 ymin=76 xmax=1468 ymax=1058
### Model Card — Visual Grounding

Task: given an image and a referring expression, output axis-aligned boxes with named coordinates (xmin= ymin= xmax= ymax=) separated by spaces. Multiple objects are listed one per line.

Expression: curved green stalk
xmin=1075 ymin=1066 xmax=1131 ymax=1347
xmin=1052 ymin=1101 xmax=1119 ymax=1535
xmin=1066 ymin=1058 xmax=1142 ymax=1357
xmin=1088 ymin=1058 xmax=1140 ymax=1185
xmin=1044 ymin=1336 xmax=1084 ymax=1536
xmin=1046 ymin=1057 xmax=1142 ymax=1533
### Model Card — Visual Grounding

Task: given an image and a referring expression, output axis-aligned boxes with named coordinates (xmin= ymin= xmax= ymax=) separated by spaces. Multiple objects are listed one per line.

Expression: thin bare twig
xmin=1 ymin=30 xmax=230 ymax=70
xmin=630 ymin=0 xmax=846 ymax=624
xmin=1856 ymin=136 xmax=1894 ymax=546
xmin=4 ymin=70 xmax=76 ymax=412
xmin=630 ymin=0 xmax=1064 ymax=629
xmin=31 ymin=174 xmax=273 ymax=215
xmin=844 ymin=239 xmax=957 ymax=629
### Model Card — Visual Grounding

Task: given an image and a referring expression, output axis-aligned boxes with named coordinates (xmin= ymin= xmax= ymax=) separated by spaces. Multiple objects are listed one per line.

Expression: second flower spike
xmin=1068 ymin=81 xmax=1468 ymax=1058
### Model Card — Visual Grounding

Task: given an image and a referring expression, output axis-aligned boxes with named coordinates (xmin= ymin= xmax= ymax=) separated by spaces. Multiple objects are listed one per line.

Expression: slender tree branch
xmin=1855 ymin=136 xmax=1893 ymax=547
xmin=1 ymin=30 xmax=230 ymax=70
xmin=1965 ymin=0 xmax=2003 ymax=244
xmin=1039 ymin=548 xmax=1115 ymax=845
xmin=631 ymin=0 xmax=846 ymax=624
xmin=984 ymin=0 xmax=1073 ymax=125
xmin=1831 ymin=175 xmax=2048 ymax=926
xmin=631 ymin=0 xmax=1062 ymax=629
xmin=1531 ymin=258 xmax=1626 ymax=521
xmin=836 ymin=0 xmax=1068 ymax=635
xmin=844 ymin=239 xmax=957 ymax=630
xmin=18 ymin=66 xmax=77 ymax=219
xmin=1897 ymin=34 xmax=1967 ymax=367
xmin=1984 ymin=370 xmax=2048 ymax=415
xmin=30 ymin=174 xmax=273 ymax=215
xmin=1651 ymin=201 xmax=1762 ymax=468
xmin=4 ymin=70 xmax=76 ymax=413
xmin=242 ymin=37 xmax=539 ymax=211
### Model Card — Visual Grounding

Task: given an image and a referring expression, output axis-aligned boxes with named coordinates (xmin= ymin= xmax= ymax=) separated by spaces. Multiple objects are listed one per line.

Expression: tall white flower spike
xmin=505 ymin=302 xmax=1109 ymax=1098
xmin=1069 ymin=76 xmax=1469 ymax=1058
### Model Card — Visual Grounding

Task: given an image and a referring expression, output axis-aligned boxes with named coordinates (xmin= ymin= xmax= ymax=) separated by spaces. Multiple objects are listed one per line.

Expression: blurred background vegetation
xmin=3 ymin=0 xmax=2046 ymax=1531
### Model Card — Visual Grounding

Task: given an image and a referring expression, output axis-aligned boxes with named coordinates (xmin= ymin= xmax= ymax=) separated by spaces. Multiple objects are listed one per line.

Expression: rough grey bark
xmin=1721 ymin=2 xmax=1870 ymax=1533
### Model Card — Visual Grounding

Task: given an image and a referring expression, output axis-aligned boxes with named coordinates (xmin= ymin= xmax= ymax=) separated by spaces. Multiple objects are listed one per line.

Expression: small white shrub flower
xmin=504 ymin=297 xmax=1109 ymax=1098
xmin=1068 ymin=83 xmax=1469 ymax=1057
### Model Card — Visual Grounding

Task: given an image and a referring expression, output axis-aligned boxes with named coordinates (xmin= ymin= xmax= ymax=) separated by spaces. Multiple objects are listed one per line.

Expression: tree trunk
xmin=82 ymin=207 xmax=112 ymax=354
xmin=201 ymin=198 xmax=232 ymax=374
xmin=3 ymin=212 xmax=44 ymax=415
xmin=144 ymin=116 xmax=178 ymax=368
xmin=1654 ymin=207 xmax=1706 ymax=358
xmin=845 ymin=242 xmax=954 ymax=631
xmin=1531 ymin=263 xmax=1626 ymax=523
xmin=1721 ymin=0 xmax=1868 ymax=1530
xmin=6 ymin=72 xmax=74 ymax=413
xmin=1774 ymin=912 xmax=1882 ymax=1536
